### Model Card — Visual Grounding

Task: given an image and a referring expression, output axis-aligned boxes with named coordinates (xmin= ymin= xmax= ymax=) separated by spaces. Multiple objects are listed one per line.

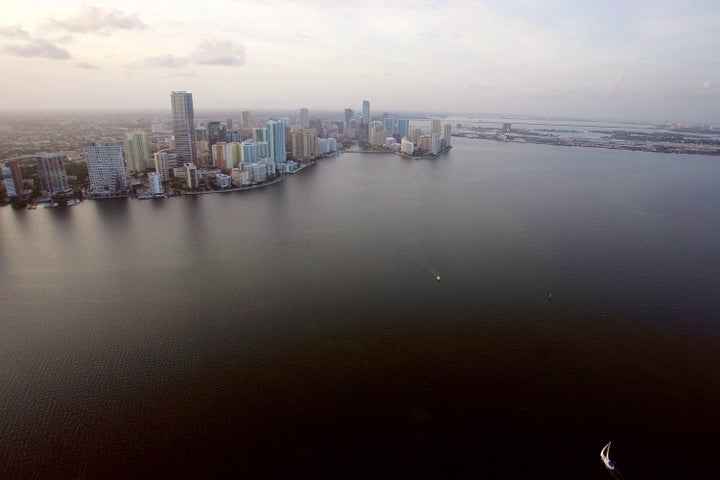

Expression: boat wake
xmin=396 ymin=248 xmax=439 ymax=282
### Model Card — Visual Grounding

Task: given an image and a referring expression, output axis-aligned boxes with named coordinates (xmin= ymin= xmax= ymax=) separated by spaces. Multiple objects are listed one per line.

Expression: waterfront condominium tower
xmin=171 ymin=91 xmax=196 ymax=164
xmin=36 ymin=153 xmax=69 ymax=195
xmin=85 ymin=143 xmax=128 ymax=194
xmin=266 ymin=120 xmax=287 ymax=164
xmin=2 ymin=160 xmax=23 ymax=197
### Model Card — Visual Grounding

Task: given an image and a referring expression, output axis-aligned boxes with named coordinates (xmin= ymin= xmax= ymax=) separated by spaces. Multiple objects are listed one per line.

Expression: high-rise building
xmin=397 ymin=119 xmax=410 ymax=139
xmin=154 ymin=150 xmax=177 ymax=182
xmin=344 ymin=108 xmax=354 ymax=127
xmin=185 ymin=163 xmax=198 ymax=189
xmin=224 ymin=142 xmax=242 ymax=170
xmin=85 ymin=143 xmax=128 ymax=193
xmin=211 ymin=142 xmax=228 ymax=171
xmin=124 ymin=130 xmax=151 ymax=172
xmin=369 ymin=121 xmax=385 ymax=147
xmin=241 ymin=141 xmax=259 ymax=163
xmin=430 ymin=118 xmax=442 ymax=135
xmin=408 ymin=127 xmax=423 ymax=144
xmin=299 ymin=108 xmax=309 ymax=129
xmin=230 ymin=130 xmax=243 ymax=143
xmin=148 ymin=172 xmax=163 ymax=195
xmin=208 ymin=121 xmax=227 ymax=146
xmin=171 ymin=91 xmax=196 ymax=163
xmin=384 ymin=118 xmax=397 ymax=135
xmin=36 ymin=153 xmax=69 ymax=195
xmin=266 ymin=120 xmax=287 ymax=164
xmin=226 ymin=118 xmax=233 ymax=131
xmin=361 ymin=100 xmax=370 ymax=143
xmin=253 ymin=127 xmax=267 ymax=143
xmin=241 ymin=111 xmax=251 ymax=128
xmin=257 ymin=141 xmax=269 ymax=161
xmin=401 ymin=139 xmax=414 ymax=155
xmin=441 ymin=123 xmax=452 ymax=148
xmin=291 ymin=129 xmax=317 ymax=161
xmin=2 ymin=160 xmax=23 ymax=197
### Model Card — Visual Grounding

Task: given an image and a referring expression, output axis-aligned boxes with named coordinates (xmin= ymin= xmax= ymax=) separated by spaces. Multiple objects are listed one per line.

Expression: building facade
xmin=266 ymin=120 xmax=287 ymax=165
xmin=85 ymin=143 xmax=128 ymax=193
xmin=2 ymin=161 xmax=23 ymax=197
xmin=171 ymin=91 xmax=196 ymax=164
xmin=37 ymin=153 xmax=69 ymax=195
xmin=124 ymin=130 xmax=151 ymax=172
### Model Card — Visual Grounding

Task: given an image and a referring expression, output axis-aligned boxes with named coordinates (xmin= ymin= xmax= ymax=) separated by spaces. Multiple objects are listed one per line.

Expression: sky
xmin=2 ymin=0 xmax=720 ymax=123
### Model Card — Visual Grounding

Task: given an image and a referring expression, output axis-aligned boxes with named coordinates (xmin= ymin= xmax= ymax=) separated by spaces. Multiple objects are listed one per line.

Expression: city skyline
xmin=1 ymin=1 xmax=720 ymax=123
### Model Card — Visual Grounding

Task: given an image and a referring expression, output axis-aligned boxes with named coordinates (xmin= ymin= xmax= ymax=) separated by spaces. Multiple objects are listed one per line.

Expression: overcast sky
xmin=2 ymin=0 xmax=720 ymax=123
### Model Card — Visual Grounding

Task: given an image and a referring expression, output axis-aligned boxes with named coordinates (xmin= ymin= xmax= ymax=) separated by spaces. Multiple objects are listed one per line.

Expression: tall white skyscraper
xmin=300 ymin=108 xmax=309 ymax=129
xmin=85 ymin=143 xmax=128 ymax=193
xmin=171 ymin=91 xmax=196 ymax=164
xmin=266 ymin=120 xmax=287 ymax=164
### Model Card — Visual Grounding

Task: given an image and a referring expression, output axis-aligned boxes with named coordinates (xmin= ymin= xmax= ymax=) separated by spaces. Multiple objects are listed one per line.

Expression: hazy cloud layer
xmin=141 ymin=54 xmax=188 ymax=69
xmin=0 ymin=25 xmax=31 ymax=39
xmin=44 ymin=5 xmax=145 ymax=34
xmin=2 ymin=0 xmax=720 ymax=121
xmin=192 ymin=40 xmax=246 ymax=66
xmin=75 ymin=61 xmax=100 ymax=70
xmin=140 ymin=40 xmax=246 ymax=68
xmin=1 ymin=37 xmax=71 ymax=60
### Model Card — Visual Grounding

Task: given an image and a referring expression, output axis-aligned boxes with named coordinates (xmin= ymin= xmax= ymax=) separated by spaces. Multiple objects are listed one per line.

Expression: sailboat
xmin=600 ymin=441 xmax=615 ymax=471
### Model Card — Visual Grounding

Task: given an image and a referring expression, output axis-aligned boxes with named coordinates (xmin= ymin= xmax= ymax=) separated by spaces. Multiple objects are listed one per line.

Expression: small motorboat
xmin=600 ymin=441 xmax=615 ymax=471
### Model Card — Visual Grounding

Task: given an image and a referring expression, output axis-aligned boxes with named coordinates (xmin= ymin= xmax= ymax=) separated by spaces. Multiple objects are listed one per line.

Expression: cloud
xmin=141 ymin=54 xmax=188 ymax=69
xmin=0 ymin=25 xmax=30 ymax=39
xmin=1 ymin=37 xmax=71 ymax=60
xmin=44 ymin=5 xmax=145 ymax=34
xmin=191 ymin=39 xmax=246 ymax=66
xmin=139 ymin=40 xmax=247 ymax=69
xmin=75 ymin=61 xmax=99 ymax=70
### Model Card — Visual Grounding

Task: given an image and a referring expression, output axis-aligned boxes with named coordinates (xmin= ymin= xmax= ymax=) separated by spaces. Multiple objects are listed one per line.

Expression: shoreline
xmin=454 ymin=134 xmax=720 ymax=156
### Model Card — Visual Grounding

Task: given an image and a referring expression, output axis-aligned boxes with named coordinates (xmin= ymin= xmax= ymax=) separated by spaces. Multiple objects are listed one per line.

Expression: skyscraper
xmin=85 ymin=143 xmax=128 ymax=194
xmin=253 ymin=127 xmax=267 ymax=142
xmin=430 ymin=118 xmax=442 ymax=135
xmin=300 ymin=108 xmax=309 ymax=129
xmin=2 ymin=160 xmax=23 ymax=197
xmin=344 ymin=108 xmax=354 ymax=126
xmin=266 ymin=120 xmax=287 ymax=164
xmin=208 ymin=120 xmax=227 ymax=146
xmin=360 ymin=100 xmax=370 ymax=144
xmin=36 ymin=153 xmax=69 ymax=195
xmin=124 ymin=130 xmax=151 ymax=172
xmin=397 ymin=119 xmax=410 ymax=139
xmin=241 ymin=111 xmax=251 ymax=128
xmin=441 ymin=123 xmax=452 ymax=147
xmin=171 ymin=91 xmax=196 ymax=163
xmin=291 ymin=129 xmax=317 ymax=161
xmin=241 ymin=141 xmax=259 ymax=163
xmin=154 ymin=150 xmax=177 ymax=182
